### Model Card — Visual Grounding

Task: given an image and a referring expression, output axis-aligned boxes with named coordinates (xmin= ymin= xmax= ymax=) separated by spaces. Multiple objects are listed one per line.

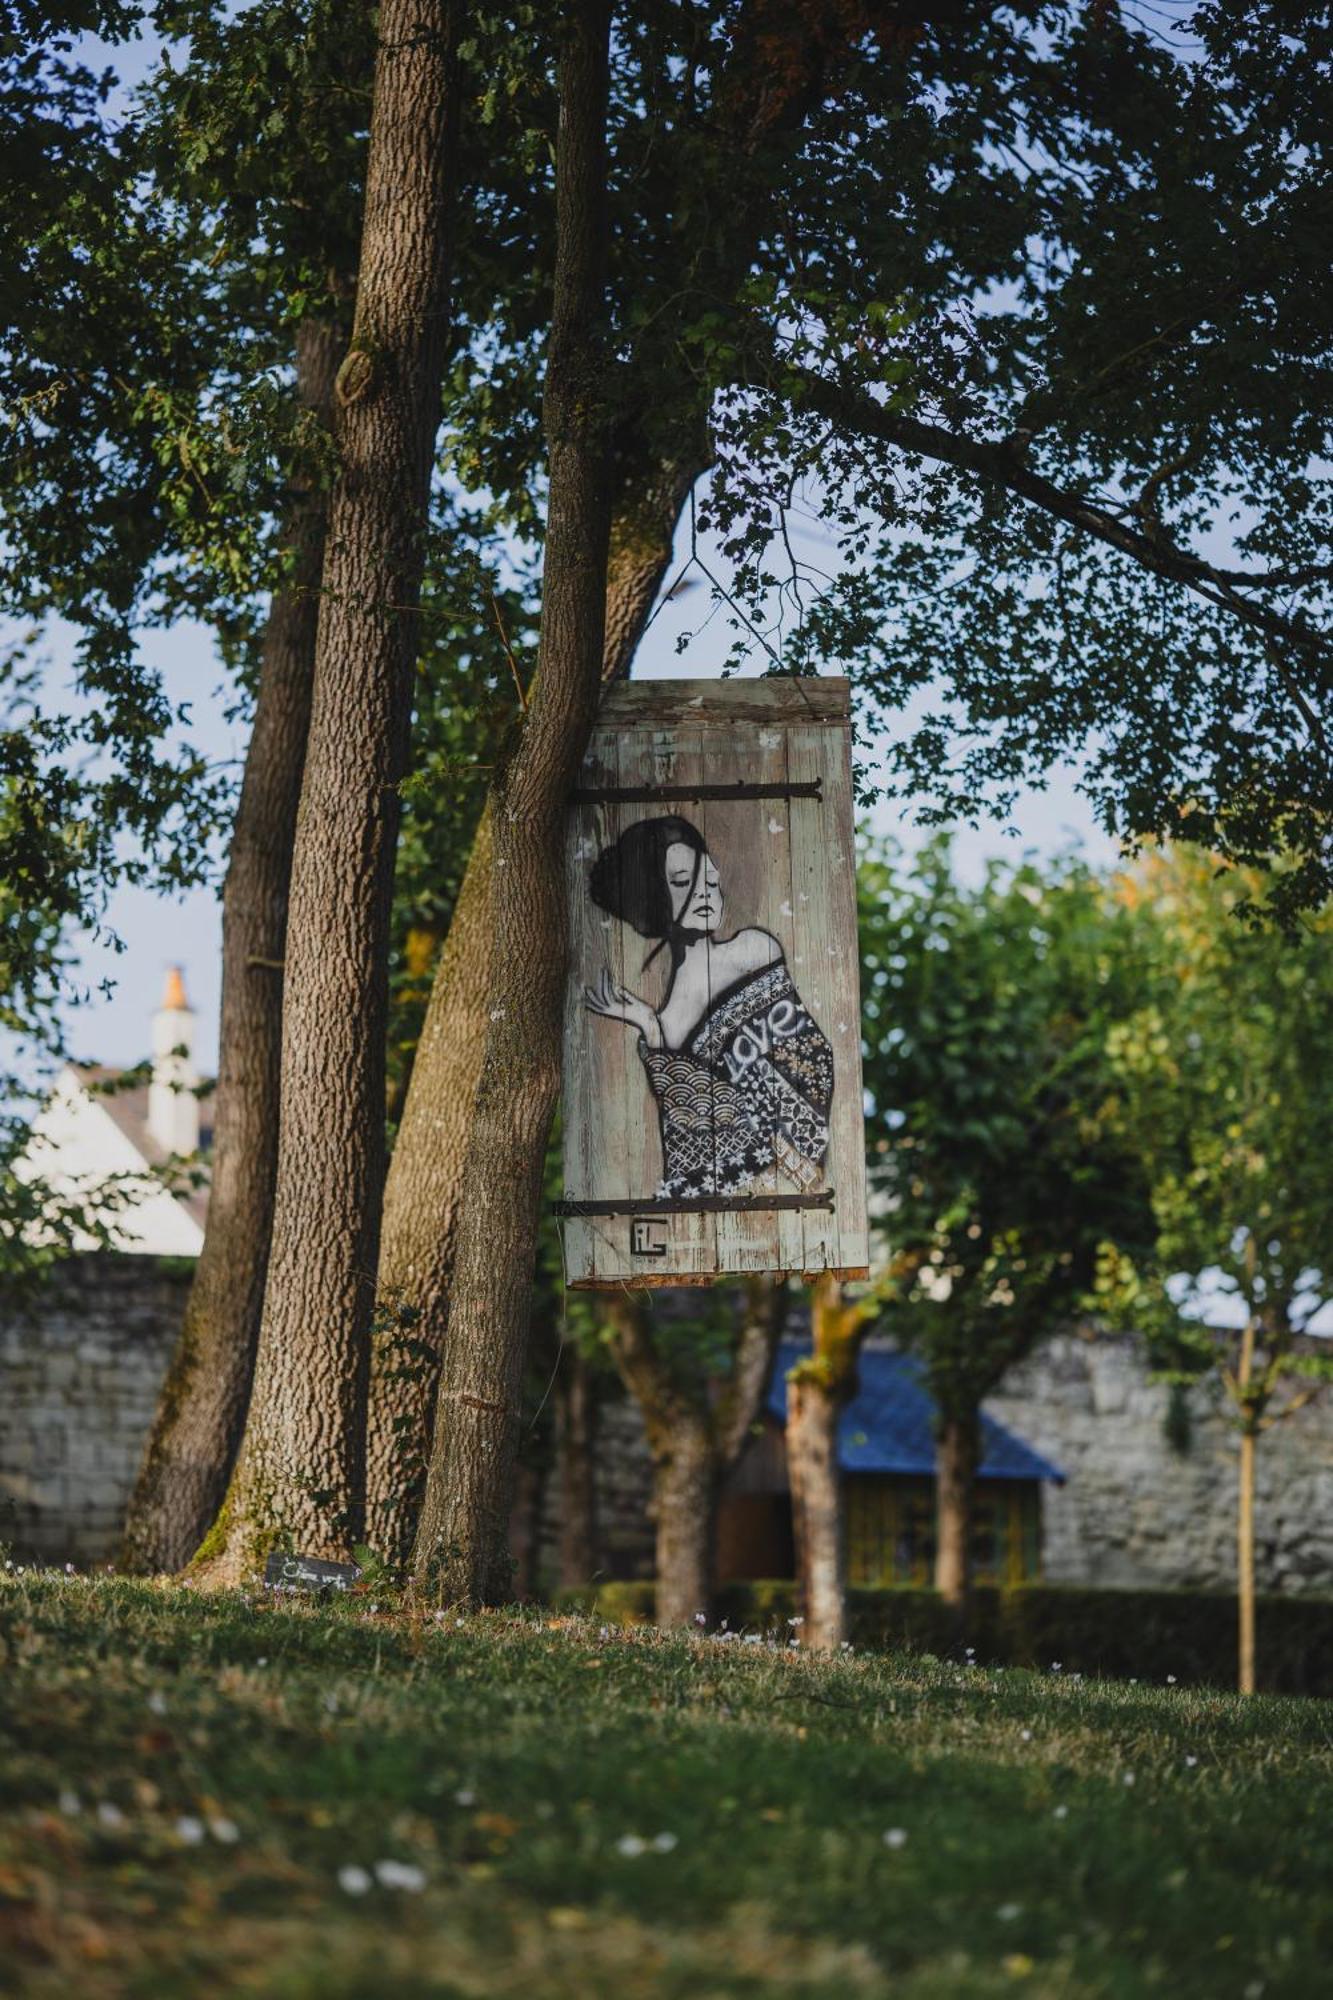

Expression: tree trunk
xmin=1237 ymin=1315 xmax=1257 ymax=1695
xmin=935 ymin=1411 xmax=979 ymax=1620
xmin=605 ymin=1280 xmax=787 ymax=1626
xmin=120 ymin=320 xmax=342 ymax=1575
xmin=788 ymin=1275 xmax=868 ymax=1651
xmin=410 ymin=0 xmax=613 ymax=1607
xmin=554 ymin=1344 xmax=599 ymax=1590
xmin=365 ymin=460 xmax=696 ymax=1565
xmin=787 ymin=1372 xmax=846 ymax=1651
xmin=194 ymin=0 xmax=460 ymax=1580
xmin=507 ymin=1454 xmax=547 ymax=1601
xmin=652 ymin=1413 xmax=716 ymax=1631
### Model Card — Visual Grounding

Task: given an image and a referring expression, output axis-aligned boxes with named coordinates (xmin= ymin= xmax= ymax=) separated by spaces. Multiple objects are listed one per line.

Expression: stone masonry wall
xmin=987 ymin=1330 xmax=1333 ymax=1596
xmin=0 ymin=1254 xmax=186 ymax=1564
xmin=4 ymin=1257 xmax=1331 ymax=1596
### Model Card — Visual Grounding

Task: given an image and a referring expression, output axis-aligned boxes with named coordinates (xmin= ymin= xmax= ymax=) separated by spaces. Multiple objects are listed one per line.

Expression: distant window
xmin=845 ymin=1476 xmax=1042 ymax=1588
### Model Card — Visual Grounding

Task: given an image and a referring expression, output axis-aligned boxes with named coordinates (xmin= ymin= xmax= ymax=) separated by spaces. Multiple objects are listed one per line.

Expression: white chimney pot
xmin=148 ymin=966 xmax=200 ymax=1157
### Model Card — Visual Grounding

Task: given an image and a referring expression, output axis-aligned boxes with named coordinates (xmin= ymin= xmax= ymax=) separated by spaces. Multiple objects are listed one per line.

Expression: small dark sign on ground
xmin=263 ymin=1553 xmax=361 ymax=1594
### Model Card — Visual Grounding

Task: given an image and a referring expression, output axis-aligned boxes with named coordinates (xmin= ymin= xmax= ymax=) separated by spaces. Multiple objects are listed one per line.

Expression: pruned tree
xmin=859 ymin=837 xmax=1158 ymax=1621
xmin=1097 ymin=846 xmax=1333 ymax=1693
xmin=601 ymin=1281 xmax=789 ymax=1628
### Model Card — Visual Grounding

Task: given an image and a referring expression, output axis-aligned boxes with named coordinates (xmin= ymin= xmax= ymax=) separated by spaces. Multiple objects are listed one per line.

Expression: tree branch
xmin=741 ymin=350 xmax=1333 ymax=711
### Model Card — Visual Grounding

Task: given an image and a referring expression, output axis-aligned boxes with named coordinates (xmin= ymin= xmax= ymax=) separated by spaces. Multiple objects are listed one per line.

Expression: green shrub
xmin=558 ymin=1580 xmax=1333 ymax=1696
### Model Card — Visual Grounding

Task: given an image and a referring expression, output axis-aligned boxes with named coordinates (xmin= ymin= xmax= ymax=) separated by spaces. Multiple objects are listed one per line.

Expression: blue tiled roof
xmin=767 ymin=1340 xmax=1065 ymax=1485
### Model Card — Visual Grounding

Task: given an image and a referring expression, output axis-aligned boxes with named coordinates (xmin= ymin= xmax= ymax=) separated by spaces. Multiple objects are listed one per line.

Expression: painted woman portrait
xmin=584 ymin=814 xmax=833 ymax=1200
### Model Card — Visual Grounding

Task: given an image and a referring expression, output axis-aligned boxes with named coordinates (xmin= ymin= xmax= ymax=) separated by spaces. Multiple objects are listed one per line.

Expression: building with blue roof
xmin=717 ymin=1339 xmax=1065 ymax=1589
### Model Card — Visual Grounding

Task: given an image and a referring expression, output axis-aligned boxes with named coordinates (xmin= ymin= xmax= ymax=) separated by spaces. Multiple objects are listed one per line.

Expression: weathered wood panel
xmin=561 ymin=677 xmax=867 ymax=1285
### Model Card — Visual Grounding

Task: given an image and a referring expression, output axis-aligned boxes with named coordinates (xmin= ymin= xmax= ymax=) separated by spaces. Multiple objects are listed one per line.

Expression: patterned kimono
xmin=639 ymin=957 xmax=834 ymax=1199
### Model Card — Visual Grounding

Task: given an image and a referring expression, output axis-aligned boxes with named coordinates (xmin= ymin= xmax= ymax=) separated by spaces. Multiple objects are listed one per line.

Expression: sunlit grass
xmin=1 ymin=1571 xmax=1330 ymax=1997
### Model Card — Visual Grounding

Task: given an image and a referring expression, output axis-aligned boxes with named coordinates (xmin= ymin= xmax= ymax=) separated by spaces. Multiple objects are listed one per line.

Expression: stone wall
xmin=0 ymin=1254 xmax=186 ymax=1564
xmin=4 ymin=1256 xmax=1331 ymax=1598
xmin=986 ymin=1330 xmax=1333 ymax=1597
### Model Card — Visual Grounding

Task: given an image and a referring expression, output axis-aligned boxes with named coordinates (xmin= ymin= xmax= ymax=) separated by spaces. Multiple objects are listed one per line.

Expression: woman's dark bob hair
xmin=588 ymin=814 xmax=707 ymax=951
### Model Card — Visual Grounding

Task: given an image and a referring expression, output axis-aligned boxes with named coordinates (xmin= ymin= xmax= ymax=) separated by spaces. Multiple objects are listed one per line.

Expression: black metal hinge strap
xmin=553 ymin=1192 xmax=834 ymax=1217
xmin=568 ymin=780 xmax=822 ymax=806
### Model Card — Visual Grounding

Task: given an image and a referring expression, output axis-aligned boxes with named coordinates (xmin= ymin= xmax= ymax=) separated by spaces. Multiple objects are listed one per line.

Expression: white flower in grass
xmin=883 ymin=1828 xmax=908 ymax=1850
xmin=1166 ymin=1674 xmax=1177 ymax=1685
xmin=1052 ymin=1805 xmax=1069 ymax=1821
xmin=694 ymin=1612 xmax=707 ymax=1627
xmin=147 ymin=1690 xmax=168 ymax=1716
xmin=338 ymin=1865 xmax=372 ymax=1896
xmin=209 ymin=1817 xmax=240 ymax=1845
xmin=1019 ymin=1729 xmax=1032 ymax=1743
xmin=615 ymin=1834 xmax=647 ymax=1858
xmin=454 ymin=1789 xmax=475 ymax=1807
xmin=1184 ymin=1755 xmax=1198 ymax=1768
xmin=1122 ymin=1772 xmax=1136 ymax=1788
xmin=840 ymin=1641 xmax=853 ymax=1652
xmin=96 ymin=1801 xmax=126 ymax=1829
xmin=64 ymin=1562 xmax=76 ymax=1575
xmin=174 ymin=1816 xmax=206 ymax=1845
xmin=375 ymin=1859 xmax=426 ymax=1892
xmin=58 ymin=1788 xmax=81 ymax=1816
xmin=651 ymin=1832 xmax=678 ymax=1853
xmin=997 ymin=1903 xmax=1022 ymax=1923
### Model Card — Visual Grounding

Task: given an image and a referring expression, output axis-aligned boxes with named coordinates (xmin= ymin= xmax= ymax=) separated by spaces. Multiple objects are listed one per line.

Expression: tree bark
xmin=1237 ymin=1315 xmax=1257 ymax=1696
xmin=786 ymin=1372 xmax=846 ymax=1651
xmin=787 ymin=1274 xmax=867 ymax=1651
xmin=935 ymin=1410 xmax=980 ymax=1619
xmin=194 ymin=0 xmax=460 ymax=1580
xmin=120 ymin=319 xmax=342 ymax=1575
xmin=554 ymin=1343 xmax=599 ymax=1590
xmin=410 ymin=0 xmax=613 ymax=1607
xmin=653 ymin=1412 xmax=716 ymax=1631
xmin=365 ymin=463 xmax=694 ymax=1563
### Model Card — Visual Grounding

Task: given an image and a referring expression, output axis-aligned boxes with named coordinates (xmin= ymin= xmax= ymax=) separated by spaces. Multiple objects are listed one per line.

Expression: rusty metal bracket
xmin=553 ymin=1191 xmax=834 ymax=1217
xmin=568 ymin=779 xmax=822 ymax=806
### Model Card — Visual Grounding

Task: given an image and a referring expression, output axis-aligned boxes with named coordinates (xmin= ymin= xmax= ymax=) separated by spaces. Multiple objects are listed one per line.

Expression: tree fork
xmin=366 ymin=463 xmax=696 ymax=1565
xmin=194 ymin=0 xmax=461 ymax=1581
xmin=120 ymin=318 xmax=341 ymax=1574
xmin=410 ymin=0 xmax=614 ymax=1607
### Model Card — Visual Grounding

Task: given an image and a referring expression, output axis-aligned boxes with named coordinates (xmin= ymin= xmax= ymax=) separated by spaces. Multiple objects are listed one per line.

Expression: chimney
xmin=148 ymin=965 xmax=200 ymax=1156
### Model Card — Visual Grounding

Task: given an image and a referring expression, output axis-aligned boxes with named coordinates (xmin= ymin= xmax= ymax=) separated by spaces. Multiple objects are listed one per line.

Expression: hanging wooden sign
xmin=558 ymin=677 xmax=868 ymax=1286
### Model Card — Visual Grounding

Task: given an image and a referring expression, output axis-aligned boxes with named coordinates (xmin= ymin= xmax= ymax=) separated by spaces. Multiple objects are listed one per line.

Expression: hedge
xmin=554 ymin=1580 xmax=1333 ymax=1698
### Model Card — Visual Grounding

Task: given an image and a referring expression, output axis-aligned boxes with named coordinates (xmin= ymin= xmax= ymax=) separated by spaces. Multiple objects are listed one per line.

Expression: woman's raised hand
xmin=583 ymin=967 xmax=663 ymax=1046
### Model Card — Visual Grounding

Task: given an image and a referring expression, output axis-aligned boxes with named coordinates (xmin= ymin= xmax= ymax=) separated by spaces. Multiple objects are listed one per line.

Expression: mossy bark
xmin=409 ymin=0 xmax=614 ymax=1607
xmin=788 ymin=1276 xmax=871 ymax=1651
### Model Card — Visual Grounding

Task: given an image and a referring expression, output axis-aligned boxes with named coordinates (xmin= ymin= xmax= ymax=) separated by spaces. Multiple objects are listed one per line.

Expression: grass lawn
xmin=1 ymin=1574 xmax=1329 ymax=1998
